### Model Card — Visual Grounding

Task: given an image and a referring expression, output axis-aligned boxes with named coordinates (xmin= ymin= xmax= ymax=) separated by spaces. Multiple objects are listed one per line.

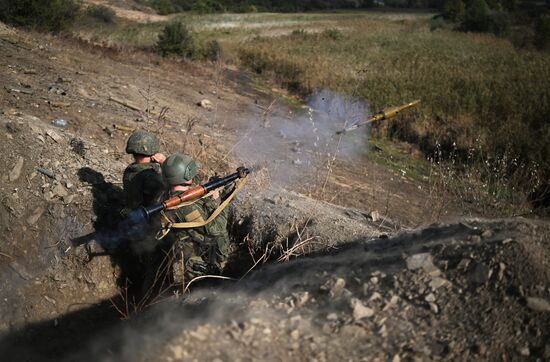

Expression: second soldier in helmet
xmin=161 ymin=153 xmax=231 ymax=284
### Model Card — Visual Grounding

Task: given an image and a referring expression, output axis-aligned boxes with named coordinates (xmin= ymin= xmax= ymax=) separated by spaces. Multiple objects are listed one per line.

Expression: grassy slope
xmin=74 ymin=10 xmax=550 ymax=214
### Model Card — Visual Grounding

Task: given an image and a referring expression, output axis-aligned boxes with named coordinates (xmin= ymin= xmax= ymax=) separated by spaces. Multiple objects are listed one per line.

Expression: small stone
xmin=406 ymin=253 xmax=438 ymax=273
xmin=519 ymin=346 xmax=530 ymax=356
xmin=28 ymin=207 xmax=44 ymax=225
xmin=329 ymin=278 xmax=346 ymax=298
xmin=429 ymin=302 xmax=439 ymax=313
xmin=350 ymin=298 xmax=374 ymax=320
xmin=326 ymin=313 xmax=338 ymax=321
xmin=429 ymin=277 xmax=450 ymax=290
xmin=46 ymin=129 xmax=63 ymax=143
xmin=63 ymin=194 xmax=75 ymax=204
xmin=425 ymin=293 xmax=436 ymax=303
xmin=392 ymin=354 xmax=401 ymax=362
xmin=481 ymin=229 xmax=493 ymax=239
xmin=199 ymin=99 xmax=213 ymax=110
xmin=290 ymin=329 xmax=300 ymax=340
xmin=526 ymin=297 xmax=550 ymax=312
xmin=502 ymin=238 xmax=513 ymax=245
xmin=379 ymin=324 xmax=388 ymax=337
xmin=468 ymin=263 xmax=490 ymax=286
xmin=170 ymin=345 xmax=185 ymax=359
xmin=368 ymin=211 xmax=380 ymax=222
xmin=9 ymin=157 xmax=24 ymax=182
xmin=457 ymin=258 xmax=471 ymax=269
xmin=369 ymin=292 xmax=382 ymax=301
xmin=498 ymin=263 xmax=506 ymax=281
xmin=52 ymin=184 xmax=68 ymax=198
xmin=470 ymin=235 xmax=482 ymax=243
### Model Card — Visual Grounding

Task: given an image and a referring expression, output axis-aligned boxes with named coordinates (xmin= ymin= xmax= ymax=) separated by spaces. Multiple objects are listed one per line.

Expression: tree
xmin=461 ymin=0 xmax=491 ymax=32
xmin=0 ymin=0 xmax=79 ymax=33
xmin=156 ymin=21 xmax=196 ymax=57
xmin=444 ymin=0 xmax=466 ymax=21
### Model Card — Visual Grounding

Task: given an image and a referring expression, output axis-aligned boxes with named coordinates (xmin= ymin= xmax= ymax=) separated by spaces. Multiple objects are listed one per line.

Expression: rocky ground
xmin=0 ymin=12 xmax=549 ymax=362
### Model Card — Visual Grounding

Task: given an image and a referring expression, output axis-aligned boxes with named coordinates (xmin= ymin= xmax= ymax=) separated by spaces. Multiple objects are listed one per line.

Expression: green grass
xmin=367 ymin=138 xmax=431 ymax=183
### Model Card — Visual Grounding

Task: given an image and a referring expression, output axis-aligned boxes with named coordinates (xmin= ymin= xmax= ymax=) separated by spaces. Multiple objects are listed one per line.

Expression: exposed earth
xmin=0 ymin=10 xmax=549 ymax=362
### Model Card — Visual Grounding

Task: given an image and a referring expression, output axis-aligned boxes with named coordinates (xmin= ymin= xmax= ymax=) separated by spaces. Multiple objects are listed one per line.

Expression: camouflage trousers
xmin=172 ymin=236 xmax=230 ymax=285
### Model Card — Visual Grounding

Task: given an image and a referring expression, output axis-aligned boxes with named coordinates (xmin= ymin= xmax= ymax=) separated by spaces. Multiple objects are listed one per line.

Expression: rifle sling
xmin=156 ymin=175 xmax=249 ymax=240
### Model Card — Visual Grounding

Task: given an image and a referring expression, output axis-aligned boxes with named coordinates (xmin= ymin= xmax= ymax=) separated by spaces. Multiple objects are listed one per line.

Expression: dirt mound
xmin=2 ymin=218 xmax=547 ymax=361
xmin=96 ymin=219 xmax=550 ymax=361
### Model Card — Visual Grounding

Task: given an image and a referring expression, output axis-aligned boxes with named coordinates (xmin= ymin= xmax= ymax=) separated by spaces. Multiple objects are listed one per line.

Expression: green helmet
xmin=162 ymin=153 xmax=199 ymax=186
xmin=125 ymin=130 xmax=160 ymax=156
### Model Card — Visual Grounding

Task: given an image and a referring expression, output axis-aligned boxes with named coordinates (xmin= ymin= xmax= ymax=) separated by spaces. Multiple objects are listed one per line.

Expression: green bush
xmin=488 ymin=10 xmax=510 ymax=36
xmin=86 ymin=5 xmax=115 ymax=23
xmin=430 ymin=16 xmax=446 ymax=31
xmin=535 ymin=14 xmax=550 ymax=51
xmin=155 ymin=21 xmax=196 ymax=57
xmin=0 ymin=0 xmax=79 ymax=33
xmin=461 ymin=0 xmax=491 ymax=33
xmin=322 ymin=28 xmax=344 ymax=40
xmin=238 ymin=49 xmax=267 ymax=73
xmin=150 ymin=0 xmax=176 ymax=15
xmin=204 ymin=39 xmax=221 ymax=61
xmin=443 ymin=0 xmax=465 ymax=21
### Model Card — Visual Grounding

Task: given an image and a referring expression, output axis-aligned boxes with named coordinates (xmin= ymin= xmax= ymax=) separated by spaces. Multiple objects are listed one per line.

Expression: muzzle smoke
xmin=233 ymin=89 xmax=371 ymax=187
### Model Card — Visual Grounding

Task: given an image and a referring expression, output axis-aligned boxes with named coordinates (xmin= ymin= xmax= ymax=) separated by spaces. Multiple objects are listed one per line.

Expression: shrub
xmin=322 ymin=28 xmax=344 ymax=40
xmin=150 ymin=0 xmax=176 ymax=15
xmin=443 ymin=0 xmax=465 ymax=21
xmin=535 ymin=14 xmax=550 ymax=51
xmin=461 ymin=0 xmax=491 ymax=32
xmin=87 ymin=5 xmax=115 ymax=23
xmin=204 ymin=39 xmax=221 ymax=61
xmin=0 ymin=0 xmax=79 ymax=33
xmin=238 ymin=49 xmax=267 ymax=73
xmin=430 ymin=16 xmax=446 ymax=31
xmin=487 ymin=10 xmax=510 ymax=36
xmin=155 ymin=21 xmax=195 ymax=57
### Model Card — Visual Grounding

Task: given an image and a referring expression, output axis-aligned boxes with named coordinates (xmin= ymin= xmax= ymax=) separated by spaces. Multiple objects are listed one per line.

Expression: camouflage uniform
xmin=161 ymin=153 xmax=231 ymax=283
xmin=122 ymin=130 xmax=164 ymax=210
xmin=164 ymin=190 xmax=230 ymax=282
xmin=122 ymin=163 xmax=164 ymax=209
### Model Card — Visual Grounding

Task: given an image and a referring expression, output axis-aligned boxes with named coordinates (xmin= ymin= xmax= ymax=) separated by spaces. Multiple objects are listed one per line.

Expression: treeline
xmin=139 ymin=0 xmax=385 ymax=14
xmin=438 ymin=0 xmax=550 ymax=49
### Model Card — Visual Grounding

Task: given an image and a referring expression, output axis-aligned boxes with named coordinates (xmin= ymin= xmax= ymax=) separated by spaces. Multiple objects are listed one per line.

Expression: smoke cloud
xmin=232 ymin=89 xmax=371 ymax=188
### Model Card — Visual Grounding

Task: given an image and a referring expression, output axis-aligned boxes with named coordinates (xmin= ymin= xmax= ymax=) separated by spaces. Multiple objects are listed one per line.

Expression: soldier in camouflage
xmin=123 ymin=130 xmax=166 ymax=211
xmin=161 ymin=153 xmax=231 ymax=283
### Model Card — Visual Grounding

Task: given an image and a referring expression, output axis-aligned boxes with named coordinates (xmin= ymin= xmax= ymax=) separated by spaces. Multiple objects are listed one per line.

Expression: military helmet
xmin=162 ymin=153 xmax=199 ymax=186
xmin=125 ymin=130 xmax=160 ymax=156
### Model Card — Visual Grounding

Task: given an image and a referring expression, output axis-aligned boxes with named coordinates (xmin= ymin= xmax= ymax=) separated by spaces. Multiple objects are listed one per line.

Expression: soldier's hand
xmin=151 ymin=153 xmax=166 ymax=164
xmin=211 ymin=189 xmax=221 ymax=201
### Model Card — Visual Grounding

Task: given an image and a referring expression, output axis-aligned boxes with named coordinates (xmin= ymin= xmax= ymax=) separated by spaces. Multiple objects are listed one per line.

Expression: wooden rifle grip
xmin=163 ymin=186 xmax=206 ymax=209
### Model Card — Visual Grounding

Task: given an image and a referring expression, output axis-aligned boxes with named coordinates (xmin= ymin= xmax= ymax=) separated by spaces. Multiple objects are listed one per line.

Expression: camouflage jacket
xmin=164 ymin=190 xmax=230 ymax=267
xmin=122 ymin=163 xmax=164 ymax=210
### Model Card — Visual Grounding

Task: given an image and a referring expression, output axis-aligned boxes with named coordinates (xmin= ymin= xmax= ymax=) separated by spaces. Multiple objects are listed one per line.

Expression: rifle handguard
xmin=140 ymin=167 xmax=250 ymax=221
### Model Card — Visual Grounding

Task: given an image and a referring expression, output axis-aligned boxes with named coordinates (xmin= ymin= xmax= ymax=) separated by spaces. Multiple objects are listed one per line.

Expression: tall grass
xmin=232 ymin=17 xmax=550 ymax=213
